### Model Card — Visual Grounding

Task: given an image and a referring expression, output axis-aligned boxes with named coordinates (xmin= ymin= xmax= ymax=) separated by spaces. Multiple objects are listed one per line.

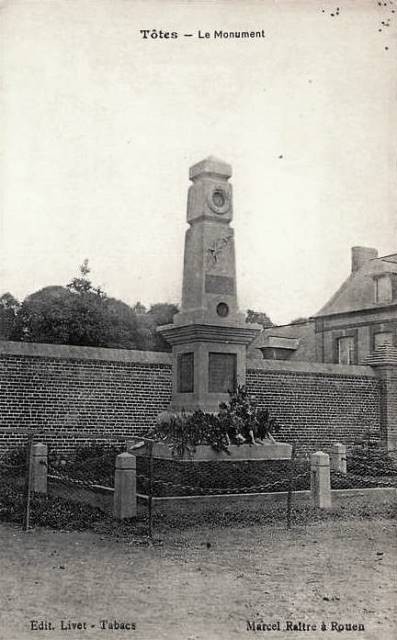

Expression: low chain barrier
xmin=133 ymin=443 xmax=314 ymax=537
xmin=0 ymin=433 xmax=34 ymax=530
xmin=0 ymin=438 xmax=119 ymax=530
xmin=331 ymin=443 xmax=397 ymax=491
xmin=1 ymin=438 xmax=395 ymax=538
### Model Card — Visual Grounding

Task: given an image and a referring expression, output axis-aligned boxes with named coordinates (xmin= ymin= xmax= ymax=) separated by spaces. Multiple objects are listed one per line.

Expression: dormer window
xmin=337 ymin=336 xmax=355 ymax=365
xmin=374 ymin=275 xmax=393 ymax=304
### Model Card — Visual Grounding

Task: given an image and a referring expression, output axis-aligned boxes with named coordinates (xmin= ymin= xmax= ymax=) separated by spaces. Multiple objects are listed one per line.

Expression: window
xmin=208 ymin=353 xmax=237 ymax=393
xmin=337 ymin=336 xmax=355 ymax=365
xmin=374 ymin=275 xmax=392 ymax=304
xmin=374 ymin=332 xmax=394 ymax=349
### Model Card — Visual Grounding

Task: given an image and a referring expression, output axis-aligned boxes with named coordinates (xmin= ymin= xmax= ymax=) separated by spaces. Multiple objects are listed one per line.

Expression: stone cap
xmin=115 ymin=452 xmax=136 ymax=469
xmin=31 ymin=443 xmax=48 ymax=455
xmin=311 ymin=451 xmax=330 ymax=465
xmin=189 ymin=156 xmax=232 ymax=181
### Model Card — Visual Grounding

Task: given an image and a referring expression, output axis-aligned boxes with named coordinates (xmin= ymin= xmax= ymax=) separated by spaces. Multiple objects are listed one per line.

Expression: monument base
xmin=128 ymin=439 xmax=292 ymax=461
xmin=158 ymin=322 xmax=261 ymax=413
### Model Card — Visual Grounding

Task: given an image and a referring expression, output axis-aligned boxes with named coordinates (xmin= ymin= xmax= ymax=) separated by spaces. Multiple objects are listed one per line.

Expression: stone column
xmin=366 ymin=349 xmax=397 ymax=451
xmin=113 ymin=452 xmax=137 ymax=520
xmin=30 ymin=443 xmax=47 ymax=494
xmin=310 ymin=451 xmax=331 ymax=509
xmin=157 ymin=157 xmax=260 ymax=413
xmin=330 ymin=442 xmax=347 ymax=474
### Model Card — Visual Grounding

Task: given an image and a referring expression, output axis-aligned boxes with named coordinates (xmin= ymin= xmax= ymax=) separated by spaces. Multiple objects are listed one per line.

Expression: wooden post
xmin=113 ymin=452 xmax=136 ymax=520
xmin=30 ymin=443 xmax=48 ymax=493
xmin=147 ymin=440 xmax=154 ymax=539
xmin=286 ymin=444 xmax=296 ymax=529
xmin=24 ymin=434 xmax=33 ymax=531
xmin=310 ymin=451 xmax=331 ymax=509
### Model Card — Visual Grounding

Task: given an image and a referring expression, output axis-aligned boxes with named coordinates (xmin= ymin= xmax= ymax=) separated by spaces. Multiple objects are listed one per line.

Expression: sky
xmin=1 ymin=0 xmax=396 ymax=325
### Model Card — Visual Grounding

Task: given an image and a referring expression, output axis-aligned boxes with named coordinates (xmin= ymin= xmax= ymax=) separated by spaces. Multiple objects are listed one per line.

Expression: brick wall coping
xmin=0 ymin=340 xmax=172 ymax=365
xmin=0 ymin=341 xmax=377 ymax=375
xmin=247 ymin=357 xmax=376 ymax=377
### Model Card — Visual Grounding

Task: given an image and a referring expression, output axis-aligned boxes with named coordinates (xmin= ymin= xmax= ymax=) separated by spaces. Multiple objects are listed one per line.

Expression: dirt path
xmin=0 ymin=519 xmax=395 ymax=640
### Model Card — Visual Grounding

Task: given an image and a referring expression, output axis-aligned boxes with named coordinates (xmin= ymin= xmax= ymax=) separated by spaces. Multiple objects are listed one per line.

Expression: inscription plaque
xmin=205 ymin=274 xmax=234 ymax=295
xmin=177 ymin=352 xmax=194 ymax=393
xmin=208 ymin=352 xmax=237 ymax=393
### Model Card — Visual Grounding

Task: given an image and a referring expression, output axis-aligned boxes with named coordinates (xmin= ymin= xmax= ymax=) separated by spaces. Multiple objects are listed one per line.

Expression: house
xmin=252 ymin=246 xmax=397 ymax=364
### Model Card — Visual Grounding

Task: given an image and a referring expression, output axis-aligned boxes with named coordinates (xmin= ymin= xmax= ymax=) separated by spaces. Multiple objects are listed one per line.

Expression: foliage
xmin=132 ymin=301 xmax=147 ymax=315
xmin=12 ymin=262 xmax=141 ymax=348
xmin=219 ymin=385 xmax=281 ymax=442
xmin=246 ymin=309 xmax=273 ymax=328
xmin=154 ymin=500 xmax=396 ymax=531
xmin=66 ymin=258 xmax=104 ymax=296
xmin=0 ymin=293 xmax=20 ymax=340
xmin=0 ymin=445 xmax=27 ymax=478
xmin=150 ymin=386 xmax=281 ymax=456
xmin=134 ymin=302 xmax=178 ymax=352
xmin=48 ymin=442 xmax=124 ymax=484
xmin=150 ymin=410 xmax=230 ymax=456
xmin=2 ymin=261 xmax=179 ymax=351
xmin=139 ymin=458 xmax=308 ymax=497
xmin=290 ymin=317 xmax=309 ymax=325
xmin=0 ymin=483 xmax=112 ymax=530
xmin=347 ymin=443 xmax=397 ymax=477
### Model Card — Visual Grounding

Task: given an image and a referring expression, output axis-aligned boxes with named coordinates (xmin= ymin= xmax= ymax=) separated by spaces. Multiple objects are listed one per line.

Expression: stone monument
xmin=158 ymin=156 xmax=261 ymax=412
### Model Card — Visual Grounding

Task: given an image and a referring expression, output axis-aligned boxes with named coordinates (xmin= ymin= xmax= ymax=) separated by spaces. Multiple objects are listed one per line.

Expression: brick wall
xmin=0 ymin=341 xmax=172 ymax=453
xmin=247 ymin=360 xmax=381 ymax=453
xmin=0 ymin=341 xmax=382 ymax=455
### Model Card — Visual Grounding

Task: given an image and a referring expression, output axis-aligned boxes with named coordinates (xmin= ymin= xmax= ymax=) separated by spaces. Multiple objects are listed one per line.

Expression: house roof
xmin=315 ymin=253 xmax=397 ymax=318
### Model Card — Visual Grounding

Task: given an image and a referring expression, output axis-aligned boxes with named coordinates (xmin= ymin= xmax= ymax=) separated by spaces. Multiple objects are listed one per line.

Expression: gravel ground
xmin=0 ymin=518 xmax=395 ymax=640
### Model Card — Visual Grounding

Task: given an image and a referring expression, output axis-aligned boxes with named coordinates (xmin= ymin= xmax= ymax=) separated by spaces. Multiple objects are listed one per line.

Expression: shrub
xmin=48 ymin=442 xmax=124 ymax=484
xmin=150 ymin=385 xmax=281 ymax=456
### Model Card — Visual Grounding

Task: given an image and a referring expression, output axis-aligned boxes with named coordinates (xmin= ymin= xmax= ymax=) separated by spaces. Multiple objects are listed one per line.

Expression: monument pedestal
xmin=159 ymin=322 xmax=259 ymax=412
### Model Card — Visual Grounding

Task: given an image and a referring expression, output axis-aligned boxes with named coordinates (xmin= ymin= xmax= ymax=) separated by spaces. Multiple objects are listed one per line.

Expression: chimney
xmin=351 ymin=246 xmax=378 ymax=273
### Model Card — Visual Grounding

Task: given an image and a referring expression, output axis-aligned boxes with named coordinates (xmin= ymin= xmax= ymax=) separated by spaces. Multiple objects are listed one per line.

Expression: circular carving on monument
xmin=216 ymin=302 xmax=229 ymax=317
xmin=208 ymin=186 xmax=230 ymax=215
xmin=212 ymin=190 xmax=225 ymax=208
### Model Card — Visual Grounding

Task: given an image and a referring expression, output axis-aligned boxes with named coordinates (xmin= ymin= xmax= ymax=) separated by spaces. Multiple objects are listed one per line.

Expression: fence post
xmin=330 ymin=442 xmax=347 ymax=474
xmin=24 ymin=434 xmax=33 ymax=531
xmin=113 ymin=452 xmax=136 ymax=520
xmin=30 ymin=443 xmax=48 ymax=494
xmin=147 ymin=440 xmax=154 ymax=539
xmin=286 ymin=443 xmax=296 ymax=529
xmin=310 ymin=451 xmax=331 ymax=509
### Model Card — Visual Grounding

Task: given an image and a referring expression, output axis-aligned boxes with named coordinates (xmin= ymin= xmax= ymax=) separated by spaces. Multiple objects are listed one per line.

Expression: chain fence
xmin=134 ymin=442 xmax=314 ymax=537
xmin=331 ymin=444 xmax=397 ymax=491
xmin=0 ymin=436 xmax=123 ymax=531
xmin=0 ymin=437 xmax=395 ymax=539
xmin=0 ymin=433 xmax=33 ymax=530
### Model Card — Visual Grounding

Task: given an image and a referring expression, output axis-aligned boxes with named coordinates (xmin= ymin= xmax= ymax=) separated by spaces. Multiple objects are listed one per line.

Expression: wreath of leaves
xmin=150 ymin=385 xmax=281 ymax=457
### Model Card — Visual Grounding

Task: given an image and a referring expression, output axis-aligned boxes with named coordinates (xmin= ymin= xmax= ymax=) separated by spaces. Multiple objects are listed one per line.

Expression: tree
xmin=135 ymin=303 xmax=179 ymax=351
xmin=6 ymin=262 xmax=179 ymax=351
xmin=245 ymin=309 xmax=273 ymax=329
xmin=132 ymin=301 xmax=147 ymax=315
xmin=290 ymin=317 xmax=309 ymax=325
xmin=67 ymin=258 xmax=104 ymax=297
xmin=0 ymin=293 xmax=20 ymax=340
xmin=13 ymin=286 xmax=75 ymax=344
xmin=13 ymin=262 xmax=139 ymax=348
